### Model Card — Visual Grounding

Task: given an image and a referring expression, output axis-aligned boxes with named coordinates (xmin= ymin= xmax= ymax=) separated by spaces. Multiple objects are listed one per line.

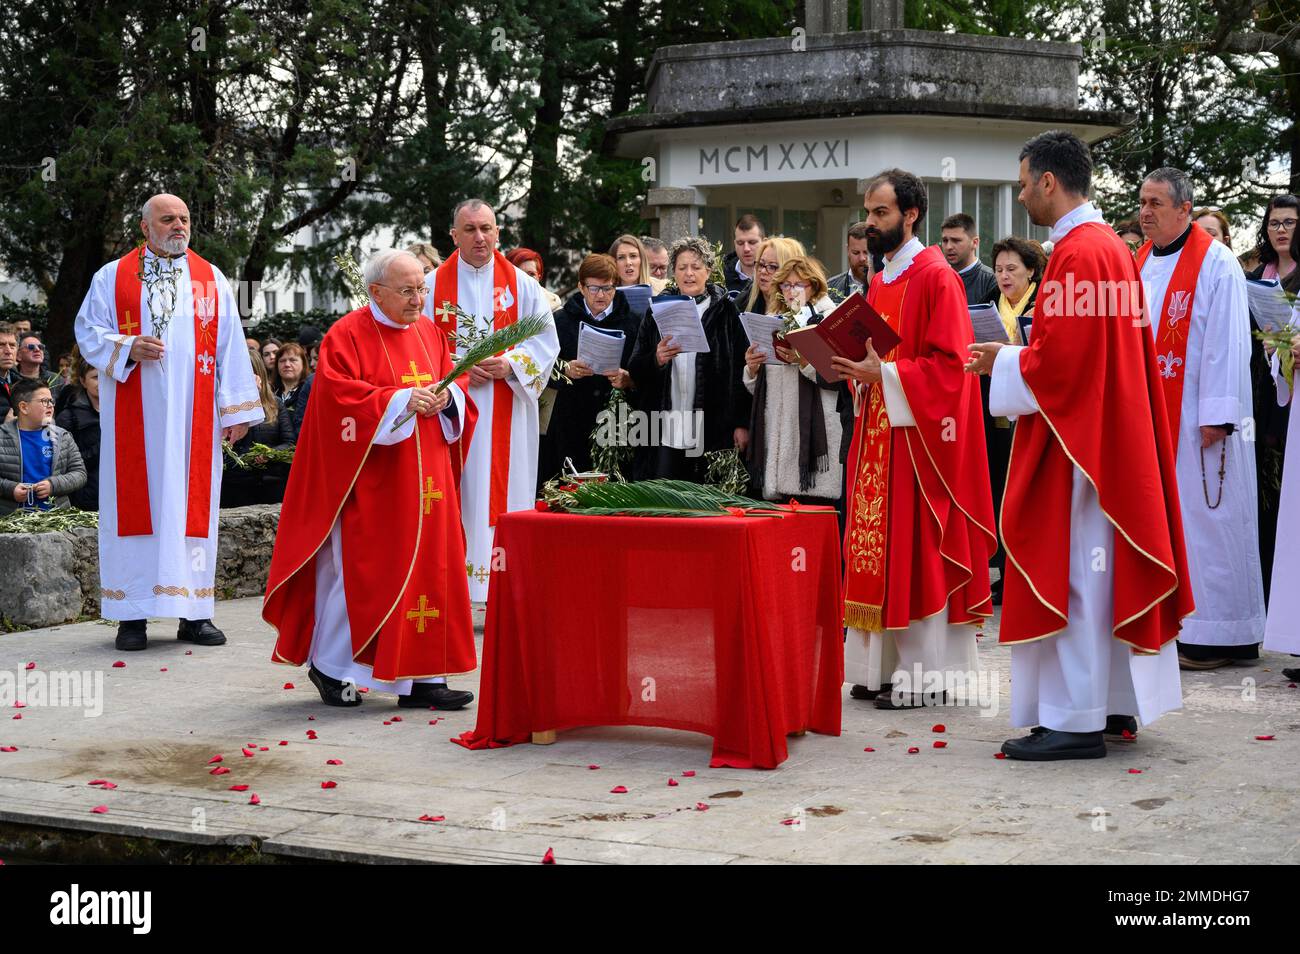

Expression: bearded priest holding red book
xmin=264 ymin=250 xmax=478 ymax=711
xmin=831 ymin=169 xmax=996 ymax=711
xmin=967 ymin=132 xmax=1193 ymax=761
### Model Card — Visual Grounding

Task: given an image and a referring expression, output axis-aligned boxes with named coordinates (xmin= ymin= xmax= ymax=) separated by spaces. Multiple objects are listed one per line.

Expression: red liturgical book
xmin=783 ymin=293 xmax=902 ymax=382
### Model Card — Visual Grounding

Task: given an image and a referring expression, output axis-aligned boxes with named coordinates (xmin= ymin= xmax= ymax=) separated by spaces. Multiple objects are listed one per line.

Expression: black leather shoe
xmin=115 ymin=619 xmax=148 ymax=651
xmin=1104 ymin=714 xmax=1138 ymax=738
xmin=308 ymin=665 xmax=362 ymax=707
xmin=874 ymin=690 xmax=951 ymax=710
xmin=1002 ymin=729 xmax=1106 ymax=761
xmin=177 ymin=618 xmax=226 ymax=646
xmin=398 ymin=683 xmax=474 ymax=710
xmin=1282 ymin=668 xmax=1300 ymax=682
xmin=849 ymin=684 xmax=883 ymax=700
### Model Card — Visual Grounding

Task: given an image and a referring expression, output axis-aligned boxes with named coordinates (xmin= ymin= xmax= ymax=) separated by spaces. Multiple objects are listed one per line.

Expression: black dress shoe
xmin=115 ymin=619 xmax=148 ymax=652
xmin=849 ymin=684 xmax=884 ymax=700
xmin=1002 ymin=729 xmax=1106 ymax=761
xmin=874 ymin=690 xmax=951 ymax=710
xmin=177 ymin=618 xmax=226 ymax=646
xmin=398 ymin=683 xmax=474 ymax=710
xmin=308 ymin=665 xmax=362 ymax=707
xmin=1283 ymin=668 xmax=1300 ymax=682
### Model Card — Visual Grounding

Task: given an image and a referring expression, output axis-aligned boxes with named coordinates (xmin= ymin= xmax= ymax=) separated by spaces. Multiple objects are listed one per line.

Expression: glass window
xmin=263 ymin=291 xmax=277 ymax=315
xmin=700 ymin=207 xmax=729 ymax=246
xmin=976 ymin=186 xmax=997 ymax=265
xmin=924 ymin=183 xmax=949 ymax=247
xmin=782 ymin=210 xmax=819 ymax=258
xmin=294 ymin=291 xmax=306 ymax=312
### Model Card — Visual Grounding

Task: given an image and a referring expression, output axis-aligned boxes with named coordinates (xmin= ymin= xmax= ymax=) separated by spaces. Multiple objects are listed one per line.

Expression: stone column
xmin=862 ymin=0 xmax=904 ymax=30
xmin=646 ymin=187 xmax=700 ymax=241
xmin=806 ymin=0 xmax=848 ymax=34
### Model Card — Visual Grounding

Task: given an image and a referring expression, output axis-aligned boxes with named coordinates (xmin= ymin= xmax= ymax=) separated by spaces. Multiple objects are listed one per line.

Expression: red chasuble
xmin=1000 ymin=221 xmax=1193 ymax=653
xmin=264 ymin=307 xmax=478 ymax=681
xmin=843 ymin=245 xmax=995 ymax=631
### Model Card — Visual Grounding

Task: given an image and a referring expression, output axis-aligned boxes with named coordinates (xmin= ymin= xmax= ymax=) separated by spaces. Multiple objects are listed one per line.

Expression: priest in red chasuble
xmin=264 ymin=250 xmax=478 ymax=710
xmin=831 ymin=169 xmax=996 ymax=711
xmin=967 ymin=131 xmax=1192 ymax=761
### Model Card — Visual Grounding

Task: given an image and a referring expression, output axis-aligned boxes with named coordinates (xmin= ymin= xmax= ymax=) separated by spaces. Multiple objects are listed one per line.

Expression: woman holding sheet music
xmin=741 ymin=256 xmax=845 ymax=513
xmin=537 ymin=253 xmax=639 ymax=486
xmin=628 ymin=237 xmax=749 ymax=481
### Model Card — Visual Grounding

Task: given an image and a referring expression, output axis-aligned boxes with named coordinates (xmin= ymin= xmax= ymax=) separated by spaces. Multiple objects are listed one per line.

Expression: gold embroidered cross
xmin=120 ymin=310 xmax=139 ymax=335
xmin=401 ymin=361 xmax=433 ymax=387
xmin=405 ymin=594 xmax=440 ymax=633
xmin=422 ymin=477 xmax=443 ymax=514
xmin=474 ymin=566 xmax=490 ymax=585
xmin=435 ymin=301 xmax=456 ymax=324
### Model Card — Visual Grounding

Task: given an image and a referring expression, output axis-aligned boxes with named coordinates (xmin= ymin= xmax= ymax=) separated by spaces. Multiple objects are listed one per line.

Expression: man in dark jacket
xmin=720 ymin=214 xmax=764 ymax=297
xmin=940 ymin=213 xmax=999 ymax=305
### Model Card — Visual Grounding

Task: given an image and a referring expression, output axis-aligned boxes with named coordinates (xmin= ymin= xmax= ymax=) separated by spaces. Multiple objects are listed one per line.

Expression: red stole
xmin=1134 ymin=222 xmax=1213 ymax=443
xmin=432 ymin=249 xmax=519 ymax=525
xmin=111 ymin=246 xmax=219 ymax=538
xmin=842 ymin=276 xmax=906 ymax=630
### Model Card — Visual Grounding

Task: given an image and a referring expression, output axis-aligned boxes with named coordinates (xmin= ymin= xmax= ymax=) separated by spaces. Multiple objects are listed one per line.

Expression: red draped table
xmin=453 ymin=507 xmax=844 ymax=768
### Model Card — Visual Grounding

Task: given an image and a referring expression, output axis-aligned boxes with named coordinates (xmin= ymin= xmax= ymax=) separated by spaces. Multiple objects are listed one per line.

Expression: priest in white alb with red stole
xmin=264 ymin=250 xmax=478 ymax=710
xmin=968 ymin=132 xmax=1193 ymax=760
xmin=1134 ymin=168 xmax=1265 ymax=671
xmin=831 ymin=169 xmax=996 ymax=710
xmin=424 ymin=198 xmax=559 ymax=601
xmin=74 ymin=193 xmax=262 ymax=652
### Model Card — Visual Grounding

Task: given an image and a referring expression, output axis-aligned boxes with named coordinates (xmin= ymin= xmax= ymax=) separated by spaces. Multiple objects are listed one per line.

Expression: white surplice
xmin=424 ymin=256 xmax=559 ymax=601
xmin=1264 ymin=370 xmax=1300 ymax=655
xmin=1140 ymin=234 xmax=1265 ymax=646
xmin=844 ymin=236 xmax=980 ymax=693
xmin=74 ymin=248 xmax=262 ymax=621
xmin=306 ymin=305 xmax=466 ymax=693
xmin=989 ymin=342 xmax=1182 ymax=731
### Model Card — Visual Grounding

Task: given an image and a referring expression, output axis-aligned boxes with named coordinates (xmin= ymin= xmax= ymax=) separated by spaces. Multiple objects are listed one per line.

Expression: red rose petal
xmin=541 ymin=847 xmax=556 ymax=864
xmin=587 ymin=764 xmax=600 ymax=770
xmin=428 ymin=719 xmax=440 ymax=725
xmin=1289 ymin=683 xmax=1297 ymax=688
xmin=229 ymin=784 xmax=249 ymax=791
xmin=358 ymin=688 xmax=369 ymax=694
xmin=283 ymin=683 xmax=295 ymax=690
xmin=259 ymin=746 xmax=268 ymax=752
xmin=1256 ymin=735 xmax=1276 ymax=741
xmin=249 ymin=794 xmax=261 ymax=805
xmin=90 ymin=805 xmax=108 ymax=814
xmin=210 ymin=766 xmax=230 ymax=775
xmin=278 ymin=741 xmax=288 ymax=746
xmin=994 ymin=753 xmax=1007 ymax=759
xmin=88 ymin=779 xmax=108 ymax=786
xmin=206 ymin=755 xmax=223 ymax=764
xmin=695 ymin=802 xmax=709 ymax=812
xmin=907 ymin=746 xmax=920 ymax=754
xmin=12 ymin=702 xmax=24 ymax=709
xmin=326 ymin=759 xmax=342 ymax=765
xmin=933 ymin=740 xmax=948 ymax=749
xmin=667 ymin=778 xmax=679 ymax=787
xmin=185 ymin=650 xmax=192 ymax=655
xmin=383 ymin=721 xmax=392 ymax=726
xmin=391 ymin=716 xmax=402 ymax=723
xmin=321 ymin=780 xmax=337 ymax=789
xmin=111 ymin=661 xmax=125 ymax=669
xmin=609 ymin=785 xmax=627 ymax=794
xmin=0 ymin=747 xmax=17 ymax=753
xmin=12 ymin=714 xmax=20 ymax=720
xmin=159 ymin=668 xmax=168 ymax=672
xmin=681 ymin=770 xmax=696 ymax=777
xmin=780 ymin=818 xmax=798 ymax=826
xmin=864 ymin=746 xmax=875 ymax=752
xmin=241 ymin=748 xmax=255 ymax=758
xmin=418 ymin=814 xmax=446 ymax=823
xmin=24 ymin=662 xmax=35 ymax=671
xmin=931 ymin=724 xmax=946 ymax=733
xmin=98 ymin=782 xmax=117 ymax=790
xmin=307 ymin=715 xmax=316 ymax=721
xmin=1128 ymin=768 xmax=1142 ymax=774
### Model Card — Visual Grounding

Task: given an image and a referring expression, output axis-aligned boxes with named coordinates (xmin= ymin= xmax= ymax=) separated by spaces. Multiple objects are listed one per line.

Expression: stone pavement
xmin=0 ymin=598 xmax=1296 ymax=864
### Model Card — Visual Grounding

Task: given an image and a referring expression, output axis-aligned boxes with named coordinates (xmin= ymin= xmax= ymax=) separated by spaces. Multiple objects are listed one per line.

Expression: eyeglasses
xmin=28 ymin=397 xmax=55 ymax=406
xmin=583 ymin=283 xmax=615 ymax=294
xmin=376 ymin=284 xmax=428 ymax=300
xmin=757 ymin=262 xmax=781 ymax=273
xmin=22 ymin=343 xmax=43 ymax=352
xmin=1267 ymin=219 xmax=1298 ymax=232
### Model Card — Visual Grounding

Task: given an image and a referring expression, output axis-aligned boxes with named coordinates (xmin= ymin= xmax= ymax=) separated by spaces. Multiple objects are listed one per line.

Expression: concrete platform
xmin=0 ymin=599 xmax=1296 ymax=864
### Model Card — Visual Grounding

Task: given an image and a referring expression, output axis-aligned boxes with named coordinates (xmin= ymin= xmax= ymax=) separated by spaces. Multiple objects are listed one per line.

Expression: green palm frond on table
xmin=436 ymin=312 xmax=551 ymax=394
xmin=0 ymin=508 xmax=99 ymax=533
xmin=543 ymin=478 xmax=781 ymax=517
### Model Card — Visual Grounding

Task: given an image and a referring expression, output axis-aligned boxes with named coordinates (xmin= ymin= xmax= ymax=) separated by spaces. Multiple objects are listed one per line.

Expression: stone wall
xmin=0 ymin=505 xmax=281 ymax=630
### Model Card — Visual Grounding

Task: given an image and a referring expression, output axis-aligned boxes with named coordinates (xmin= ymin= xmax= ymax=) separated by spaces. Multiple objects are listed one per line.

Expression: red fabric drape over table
xmin=453 ymin=508 xmax=844 ymax=768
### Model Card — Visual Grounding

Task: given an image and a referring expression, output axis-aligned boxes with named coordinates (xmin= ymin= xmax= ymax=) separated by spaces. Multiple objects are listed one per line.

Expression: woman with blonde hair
xmin=742 ymin=255 xmax=844 ymax=509
xmin=744 ymin=236 xmax=806 ymax=314
xmin=609 ymin=234 xmax=667 ymax=295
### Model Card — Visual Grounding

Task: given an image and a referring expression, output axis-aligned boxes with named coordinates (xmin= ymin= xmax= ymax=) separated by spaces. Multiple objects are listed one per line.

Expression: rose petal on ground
xmin=780 ymin=818 xmax=798 ymax=826
xmin=184 ymin=650 xmax=192 ymax=655
xmin=0 ymin=747 xmax=17 ymax=753
xmin=283 ymin=683 xmax=295 ymax=690
xmin=994 ymin=753 xmax=1007 ymax=759
xmin=326 ymin=759 xmax=342 ymax=765
xmin=229 ymin=784 xmax=249 ymax=791
xmin=278 ymin=741 xmax=288 ymax=746
xmin=111 ymin=661 xmax=125 ymax=669
xmin=383 ymin=721 xmax=392 ymax=726
xmin=428 ymin=719 xmax=441 ymax=725
xmin=695 ymin=802 xmax=709 ymax=812
xmin=587 ymin=764 xmax=600 ymax=770
xmin=609 ymin=785 xmax=627 ymax=794
xmin=159 ymin=668 xmax=168 ymax=672
xmin=206 ymin=755 xmax=223 ymax=764
xmin=541 ymin=847 xmax=555 ymax=864
xmin=1255 ymin=735 xmax=1276 ymax=741
xmin=24 ymin=663 xmax=35 ymax=671
xmin=418 ymin=814 xmax=446 ymax=823
xmin=931 ymin=724 xmax=946 ymax=733
xmin=88 ymin=779 xmax=108 ymax=786
xmin=259 ymin=746 xmax=268 ymax=751
xmin=307 ymin=715 xmax=316 ymax=721
xmin=358 ymin=688 xmax=369 ymax=694
xmin=12 ymin=714 xmax=20 ymax=720
xmin=90 ymin=805 xmax=108 ymax=814
xmin=241 ymin=748 xmax=255 ymax=758
xmin=1128 ymin=768 xmax=1142 ymax=774
xmin=933 ymin=740 xmax=948 ymax=749
xmin=667 ymin=778 xmax=679 ymax=787
xmin=321 ymin=780 xmax=337 ymax=789
xmin=391 ymin=716 xmax=402 ymax=723
xmin=98 ymin=782 xmax=117 ymax=790
xmin=210 ymin=766 xmax=230 ymax=775
xmin=12 ymin=703 xmax=24 ymax=709
xmin=681 ymin=770 xmax=696 ymax=777
xmin=249 ymin=794 xmax=261 ymax=805
xmin=907 ymin=746 xmax=920 ymax=754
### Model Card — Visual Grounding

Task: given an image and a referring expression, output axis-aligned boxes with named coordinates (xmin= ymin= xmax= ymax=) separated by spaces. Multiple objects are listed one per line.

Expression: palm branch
xmin=546 ymin=478 xmax=782 ymax=517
